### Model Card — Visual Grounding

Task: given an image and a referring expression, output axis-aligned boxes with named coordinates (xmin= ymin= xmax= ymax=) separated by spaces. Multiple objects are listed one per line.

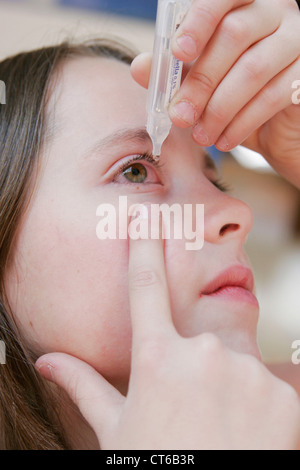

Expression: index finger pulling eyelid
xmin=173 ymin=0 xmax=255 ymax=60
xmin=128 ymin=216 xmax=175 ymax=345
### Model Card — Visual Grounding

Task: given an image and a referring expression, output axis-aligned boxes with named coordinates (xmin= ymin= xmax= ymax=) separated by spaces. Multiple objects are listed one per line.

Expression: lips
xmin=200 ymin=265 xmax=258 ymax=306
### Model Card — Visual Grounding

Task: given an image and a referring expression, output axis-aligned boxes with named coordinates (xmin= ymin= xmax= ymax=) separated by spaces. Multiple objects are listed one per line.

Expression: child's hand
xmin=131 ymin=0 xmax=300 ymax=188
xmin=36 ymin=210 xmax=300 ymax=450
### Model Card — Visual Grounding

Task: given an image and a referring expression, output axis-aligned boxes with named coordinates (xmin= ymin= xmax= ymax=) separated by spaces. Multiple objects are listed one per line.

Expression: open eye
xmin=112 ymin=153 xmax=163 ymax=185
xmin=123 ymin=163 xmax=147 ymax=183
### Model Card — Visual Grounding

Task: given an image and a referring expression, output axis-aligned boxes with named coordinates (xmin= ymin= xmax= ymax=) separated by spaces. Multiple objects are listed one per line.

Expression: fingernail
xmin=176 ymin=34 xmax=197 ymax=58
xmin=216 ymin=135 xmax=230 ymax=152
xmin=171 ymin=101 xmax=197 ymax=125
xmin=35 ymin=361 xmax=55 ymax=382
xmin=192 ymin=124 xmax=209 ymax=145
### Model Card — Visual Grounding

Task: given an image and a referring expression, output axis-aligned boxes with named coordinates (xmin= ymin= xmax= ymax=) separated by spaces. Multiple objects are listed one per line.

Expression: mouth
xmin=200 ymin=265 xmax=259 ymax=307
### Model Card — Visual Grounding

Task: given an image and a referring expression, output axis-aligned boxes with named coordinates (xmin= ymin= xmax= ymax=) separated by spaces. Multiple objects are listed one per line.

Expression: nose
xmin=204 ymin=194 xmax=253 ymax=245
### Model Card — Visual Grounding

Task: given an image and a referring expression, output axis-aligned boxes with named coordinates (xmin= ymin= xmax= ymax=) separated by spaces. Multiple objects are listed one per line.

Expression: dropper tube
xmin=147 ymin=0 xmax=192 ymax=158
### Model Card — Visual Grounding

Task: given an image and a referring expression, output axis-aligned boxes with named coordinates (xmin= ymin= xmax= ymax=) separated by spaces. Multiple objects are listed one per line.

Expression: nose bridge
xmin=203 ymin=192 xmax=253 ymax=244
xmin=163 ymin=134 xmax=252 ymax=245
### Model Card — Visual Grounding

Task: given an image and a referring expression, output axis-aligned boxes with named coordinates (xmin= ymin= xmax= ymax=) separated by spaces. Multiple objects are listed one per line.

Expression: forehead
xmin=44 ymin=56 xmax=212 ymax=172
xmin=47 ymin=57 xmax=148 ymax=142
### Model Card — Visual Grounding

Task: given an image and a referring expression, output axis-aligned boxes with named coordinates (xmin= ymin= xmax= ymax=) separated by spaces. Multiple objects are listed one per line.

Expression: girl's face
xmin=6 ymin=57 xmax=260 ymax=392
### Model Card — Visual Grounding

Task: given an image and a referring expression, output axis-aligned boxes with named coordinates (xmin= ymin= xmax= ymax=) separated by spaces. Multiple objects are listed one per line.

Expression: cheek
xmin=8 ymin=204 xmax=133 ymax=383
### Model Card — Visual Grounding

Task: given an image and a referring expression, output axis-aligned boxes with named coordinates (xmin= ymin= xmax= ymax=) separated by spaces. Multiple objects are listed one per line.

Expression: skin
xmin=130 ymin=0 xmax=300 ymax=401
xmin=3 ymin=56 xmax=266 ymax=448
xmin=132 ymin=0 xmax=300 ymax=189
xmin=5 ymin=0 xmax=300 ymax=450
xmin=6 ymin=56 xmax=259 ymax=386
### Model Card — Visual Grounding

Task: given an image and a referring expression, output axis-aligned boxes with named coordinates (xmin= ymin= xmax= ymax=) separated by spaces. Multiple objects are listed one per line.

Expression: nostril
xmin=219 ymin=223 xmax=240 ymax=237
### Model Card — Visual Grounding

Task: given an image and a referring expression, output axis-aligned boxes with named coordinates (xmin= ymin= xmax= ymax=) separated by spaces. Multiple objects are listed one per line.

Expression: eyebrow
xmin=83 ymin=127 xmax=152 ymax=160
xmin=83 ymin=125 xmax=218 ymax=172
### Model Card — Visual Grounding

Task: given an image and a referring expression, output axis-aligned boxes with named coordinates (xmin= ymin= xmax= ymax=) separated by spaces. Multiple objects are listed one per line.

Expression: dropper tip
xmin=151 ymin=139 xmax=162 ymax=160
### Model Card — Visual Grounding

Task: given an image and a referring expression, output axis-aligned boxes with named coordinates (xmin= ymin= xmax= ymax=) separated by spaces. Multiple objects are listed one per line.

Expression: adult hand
xmin=131 ymin=0 xmax=300 ymax=188
xmin=36 ymin=208 xmax=300 ymax=450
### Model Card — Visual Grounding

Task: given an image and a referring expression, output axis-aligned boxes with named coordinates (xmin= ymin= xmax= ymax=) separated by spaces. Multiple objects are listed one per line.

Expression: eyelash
xmin=113 ymin=152 xmax=163 ymax=181
xmin=212 ymin=179 xmax=231 ymax=193
xmin=113 ymin=152 xmax=229 ymax=193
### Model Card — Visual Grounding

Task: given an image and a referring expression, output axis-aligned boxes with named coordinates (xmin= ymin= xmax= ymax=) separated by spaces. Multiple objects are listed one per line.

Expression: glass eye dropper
xmin=146 ymin=0 xmax=192 ymax=160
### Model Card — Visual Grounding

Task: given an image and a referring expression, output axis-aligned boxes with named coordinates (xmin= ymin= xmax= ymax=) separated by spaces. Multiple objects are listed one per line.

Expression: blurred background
xmin=0 ymin=0 xmax=299 ymax=365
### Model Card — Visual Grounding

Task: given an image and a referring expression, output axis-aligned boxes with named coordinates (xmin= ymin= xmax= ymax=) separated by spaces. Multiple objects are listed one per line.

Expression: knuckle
xmin=198 ymin=333 xmax=224 ymax=356
xmin=260 ymin=85 xmax=280 ymax=110
xmin=130 ymin=266 xmax=161 ymax=290
xmin=220 ymin=16 xmax=250 ymax=45
xmin=242 ymin=55 xmax=265 ymax=82
xmin=192 ymin=2 xmax=220 ymax=30
xmin=205 ymin=101 xmax=227 ymax=123
xmin=188 ymin=70 xmax=215 ymax=94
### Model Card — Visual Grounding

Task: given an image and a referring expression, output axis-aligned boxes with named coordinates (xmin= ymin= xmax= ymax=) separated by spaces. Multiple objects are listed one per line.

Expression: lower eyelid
xmin=113 ymin=179 xmax=162 ymax=187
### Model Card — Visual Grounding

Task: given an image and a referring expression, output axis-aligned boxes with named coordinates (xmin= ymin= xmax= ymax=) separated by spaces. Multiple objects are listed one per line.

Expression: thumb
xmin=35 ymin=352 xmax=124 ymax=437
xmin=130 ymin=52 xmax=152 ymax=89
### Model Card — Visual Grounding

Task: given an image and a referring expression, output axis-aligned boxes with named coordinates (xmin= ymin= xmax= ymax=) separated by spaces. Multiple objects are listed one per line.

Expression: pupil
xmin=123 ymin=163 xmax=147 ymax=183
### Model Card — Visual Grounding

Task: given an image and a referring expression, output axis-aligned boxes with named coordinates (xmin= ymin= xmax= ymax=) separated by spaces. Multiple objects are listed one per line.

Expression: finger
xmin=214 ymin=57 xmax=300 ymax=156
xmin=169 ymin=0 xmax=282 ymax=128
xmin=130 ymin=52 xmax=152 ymax=89
xmin=35 ymin=353 xmax=124 ymax=436
xmin=172 ymin=0 xmax=254 ymax=62
xmin=130 ymin=53 xmax=191 ymax=91
xmin=192 ymin=16 xmax=300 ymax=146
xmin=128 ymin=206 xmax=175 ymax=352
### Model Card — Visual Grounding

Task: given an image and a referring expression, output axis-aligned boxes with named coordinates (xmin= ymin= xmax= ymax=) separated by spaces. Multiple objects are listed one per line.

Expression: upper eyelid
xmin=111 ymin=153 xmax=164 ymax=179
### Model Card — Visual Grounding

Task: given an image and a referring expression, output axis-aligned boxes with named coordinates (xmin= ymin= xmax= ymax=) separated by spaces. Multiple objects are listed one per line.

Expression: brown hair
xmin=0 ymin=37 xmax=137 ymax=450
